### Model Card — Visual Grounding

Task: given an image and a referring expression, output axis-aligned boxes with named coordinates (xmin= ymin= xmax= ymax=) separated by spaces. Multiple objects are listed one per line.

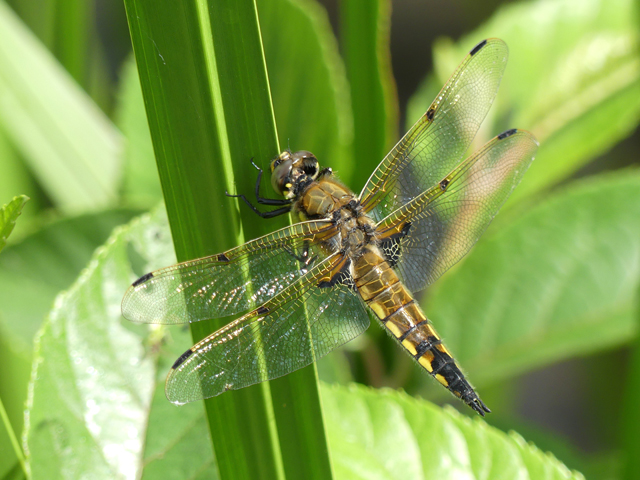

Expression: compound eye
xmin=292 ymin=151 xmax=319 ymax=179
xmin=271 ymin=158 xmax=293 ymax=196
xmin=271 ymin=150 xmax=291 ymax=173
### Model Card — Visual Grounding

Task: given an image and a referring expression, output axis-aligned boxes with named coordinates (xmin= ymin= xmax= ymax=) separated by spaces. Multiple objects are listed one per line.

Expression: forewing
xmin=377 ymin=130 xmax=538 ymax=293
xmin=121 ymin=220 xmax=336 ymax=324
xmin=360 ymin=39 xmax=509 ymax=221
xmin=164 ymin=254 xmax=369 ymax=404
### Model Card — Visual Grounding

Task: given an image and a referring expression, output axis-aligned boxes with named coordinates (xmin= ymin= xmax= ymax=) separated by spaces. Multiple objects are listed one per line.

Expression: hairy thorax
xmin=294 ymin=177 xmax=377 ymax=258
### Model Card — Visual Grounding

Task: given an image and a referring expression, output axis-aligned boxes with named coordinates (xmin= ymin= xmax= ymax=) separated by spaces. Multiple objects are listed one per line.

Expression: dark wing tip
xmin=469 ymin=39 xmax=488 ymax=56
xmin=132 ymin=272 xmax=154 ymax=287
xmin=497 ymin=128 xmax=518 ymax=140
xmin=172 ymin=348 xmax=195 ymax=369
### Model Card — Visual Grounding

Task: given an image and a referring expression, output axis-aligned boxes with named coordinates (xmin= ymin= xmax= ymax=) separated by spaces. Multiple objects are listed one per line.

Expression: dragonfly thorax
xmin=292 ymin=174 xmax=378 ymax=258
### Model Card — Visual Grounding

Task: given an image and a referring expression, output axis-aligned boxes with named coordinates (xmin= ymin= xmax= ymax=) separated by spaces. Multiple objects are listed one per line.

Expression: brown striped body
xmin=353 ymin=246 xmax=482 ymax=407
xmin=292 ymin=175 xmax=487 ymax=412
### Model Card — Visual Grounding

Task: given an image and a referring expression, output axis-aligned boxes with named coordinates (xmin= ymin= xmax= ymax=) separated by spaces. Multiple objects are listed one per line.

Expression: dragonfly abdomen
xmin=353 ymin=246 xmax=490 ymax=415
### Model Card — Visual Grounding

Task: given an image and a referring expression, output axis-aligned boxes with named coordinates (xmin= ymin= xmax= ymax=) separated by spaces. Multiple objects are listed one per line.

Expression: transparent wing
xmin=359 ymin=38 xmax=509 ymax=221
xmin=377 ymin=129 xmax=538 ymax=293
xmin=165 ymin=254 xmax=369 ymax=404
xmin=121 ymin=220 xmax=337 ymax=324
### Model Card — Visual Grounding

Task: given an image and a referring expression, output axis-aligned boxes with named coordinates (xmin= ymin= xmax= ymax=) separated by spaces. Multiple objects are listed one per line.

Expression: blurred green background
xmin=1 ymin=0 xmax=639 ymax=478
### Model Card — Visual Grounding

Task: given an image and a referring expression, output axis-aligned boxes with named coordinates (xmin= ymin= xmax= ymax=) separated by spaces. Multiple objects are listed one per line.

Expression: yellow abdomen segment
xmin=353 ymin=246 xmax=490 ymax=415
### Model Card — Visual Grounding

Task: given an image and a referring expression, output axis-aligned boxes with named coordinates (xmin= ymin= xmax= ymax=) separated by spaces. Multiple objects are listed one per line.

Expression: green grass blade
xmin=322 ymin=383 xmax=584 ymax=479
xmin=339 ymin=0 xmax=397 ymax=190
xmin=0 ymin=396 xmax=25 ymax=479
xmin=124 ymin=0 xmax=336 ymax=478
xmin=123 ymin=1 xmax=282 ymax=477
xmin=48 ymin=0 xmax=111 ymax=110
xmin=259 ymin=0 xmax=353 ymax=183
xmin=269 ymin=365 xmax=333 ymax=480
xmin=49 ymin=0 xmax=90 ymax=85
xmin=0 ymin=3 xmax=122 ymax=214
xmin=7 ymin=0 xmax=96 ymax=86
xmin=5 ymin=0 xmax=56 ymax=47
xmin=0 ymin=195 xmax=28 ymax=253
xmin=258 ymin=1 xmax=348 ymax=477
xmin=114 ymin=55 xmax=161 ymax=208
xmin=621 ymin=282 xmax=640 ymax=480
xmin=424 ymin=170 xmax=640 ymax=391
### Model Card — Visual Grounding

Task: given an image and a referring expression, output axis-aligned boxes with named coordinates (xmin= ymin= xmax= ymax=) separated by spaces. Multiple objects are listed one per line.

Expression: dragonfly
xmin=122 ymin=38 xmax=538 ymax=416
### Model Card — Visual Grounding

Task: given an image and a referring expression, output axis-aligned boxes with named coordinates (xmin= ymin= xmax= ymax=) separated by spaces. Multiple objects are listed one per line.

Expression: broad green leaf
xmin=141 ymin=314 xmax=217 ymax=480
xmin=259 ymin=0 xmax=353 ymax=182
xmin=425 ymin=170 xmax=640 ymax=389
xmin=22 ymin=207 xmax=220 ymax=479
xmin=142 ymin=376 xmax=217 ymax=480
xmin=114 ymin=55 xmax=161 ymax=208
xmin=0 ymin=207 xmax=140 ymax=477
xmin=487 ymin=415 xmax=620 ymax=479
xmin=25 ymin=208 xmax=176 ymax=479
xmin=322 ymin=383 xmax=584 ymax=480
xmin=0 ymin=195 xmax=27 ymax=253
xmin=340 ymin=0 xmax=397 ymax=190
xmin=407 ymin=0 xmax=640 ymax=203
xmin=0 ymin=2 xmax=122 ymax=213
xmin=0 ymin=208 xmax=141 ymax=352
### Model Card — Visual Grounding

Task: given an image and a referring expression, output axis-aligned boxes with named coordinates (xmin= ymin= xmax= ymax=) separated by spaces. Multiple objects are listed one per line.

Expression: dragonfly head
xmin=270 ymin=150 xmax=319 ymax=199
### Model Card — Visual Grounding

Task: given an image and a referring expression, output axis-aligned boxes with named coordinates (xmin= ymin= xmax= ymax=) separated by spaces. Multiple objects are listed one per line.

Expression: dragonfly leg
xmin=284 ymin=240 xmax=317 ymax=274
xmin=226 ymin=158 xmax=292 ymax=217
xmin=249 ymin=160 xmax=292 ymax=205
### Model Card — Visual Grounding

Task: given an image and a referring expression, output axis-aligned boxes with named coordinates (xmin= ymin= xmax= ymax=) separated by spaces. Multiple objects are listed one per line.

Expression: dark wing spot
xmin=439 ymin=179 xmax=450 ymax=191
xmin=318 ymin=260 xmax=355 ymax=290
xmin=380 ymin=222 xmax=412 ymax=268
xmin=132 ymin=272 xmax=154 ymax=287
xmin=172 ymin=348 xmax=195 ymax=369
xmin=257 ymin=306 xmax=270 ymax=315
xmin=470 ymin=39 xmax=487 ymax=56
xmin=498 ymin=128 xmax=517 ymax=140
xmin=426 ymin=108 xmax=435 ymax=121
xmin=217 ymin=253 xmax=230 ymax=262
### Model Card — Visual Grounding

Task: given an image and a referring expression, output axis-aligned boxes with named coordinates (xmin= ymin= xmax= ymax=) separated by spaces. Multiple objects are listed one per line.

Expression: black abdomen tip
xmin=132 ymin=272 xmax=154 ymax=287
xmin=470 ymin=39 xmax=488 ymax=56
xmin=172 ymin=349 xmax=195 ymax=369
xmin=498 ymin=128 xmax=518 ymax=140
